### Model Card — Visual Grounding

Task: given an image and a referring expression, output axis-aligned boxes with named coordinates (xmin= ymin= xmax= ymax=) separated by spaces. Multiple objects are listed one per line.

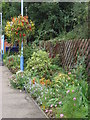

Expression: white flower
xmin=20 ymin=90 xmax=22 ymax=92
xmin=32 ymin=67 xmax=34 ymax=70
xmin=18 ymin=55 xmax=20 ymax=57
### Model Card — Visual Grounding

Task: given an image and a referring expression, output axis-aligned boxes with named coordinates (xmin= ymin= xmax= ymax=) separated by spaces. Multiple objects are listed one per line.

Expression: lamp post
xmin=20 ymin=0 xmax=24 ymax=71
xmin=0 ymin=13 xmax=4 ymax=66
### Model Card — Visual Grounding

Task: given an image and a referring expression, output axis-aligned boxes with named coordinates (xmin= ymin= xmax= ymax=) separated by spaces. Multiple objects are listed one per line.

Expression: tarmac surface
xmin=0 ymin=55 xmax=46 ymax=119
xmin=0 ymin=55 xmax=2 ymax=119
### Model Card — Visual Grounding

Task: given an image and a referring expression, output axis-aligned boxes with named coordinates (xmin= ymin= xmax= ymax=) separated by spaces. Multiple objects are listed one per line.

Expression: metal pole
xmin=0 ymin=13 xmax=2 ymax=53
xmin=20 ymin=0 xmax=24 ymax=71
xmin=0 ymin=13 xmax=2 ymax=32
xmin=0 ymin=13 xmax=4 ymax=66
xmin=21 ymin=0 xmax=23 ymax=17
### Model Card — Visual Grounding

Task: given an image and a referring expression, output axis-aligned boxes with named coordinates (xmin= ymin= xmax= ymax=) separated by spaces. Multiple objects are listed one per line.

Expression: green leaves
xmin=26 ymin=50 xmax=51 ymax=79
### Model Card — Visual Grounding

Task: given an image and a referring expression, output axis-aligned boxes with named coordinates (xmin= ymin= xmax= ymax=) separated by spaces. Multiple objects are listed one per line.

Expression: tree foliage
xmin=2 ymin=2 xmax=88 ymax=41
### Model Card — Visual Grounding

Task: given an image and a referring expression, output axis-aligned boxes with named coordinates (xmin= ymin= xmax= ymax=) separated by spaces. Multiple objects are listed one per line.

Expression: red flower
xmin=17 ymin=28 xmax=19 ymax=31
xmin=12 ymin=18 xmax=15 ymax=22
xmin=11 ymin=28 xmax=13 ymax=31
xmin=11 ymin=58 xmax=14 ymax=61
xmin=33 ymin=78 xmax=35 ymax=84
xmin=23 ymin=34 xmax=26 ymax=37
xmin=9 ymin=59 xmax=11 ymax=63
xmin=49 ymin=53 xmax=51 ymax=58
xmin=26 ymin=21 xmax=29 ymax=24
xmin=19 ymin=33 xmax=21 ymax=37
xmin=29 ymin=26 xmax=31 ymax=30
xmin=52 ymin=54 xmax=55 ymax=58
xmin=16 ymin=32 xmax=18 ymax=35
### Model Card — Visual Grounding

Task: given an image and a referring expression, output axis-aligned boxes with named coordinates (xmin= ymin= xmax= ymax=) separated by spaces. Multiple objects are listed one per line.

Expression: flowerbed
xmin=4 ymin=54 xmax=20 ymax=74
xmin=9 ymin=50 xmax=88 ymax=118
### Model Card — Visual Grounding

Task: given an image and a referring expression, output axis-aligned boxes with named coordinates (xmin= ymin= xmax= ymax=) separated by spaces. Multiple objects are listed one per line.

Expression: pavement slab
xmin=0 ymin=62 xmax=46 ymax=118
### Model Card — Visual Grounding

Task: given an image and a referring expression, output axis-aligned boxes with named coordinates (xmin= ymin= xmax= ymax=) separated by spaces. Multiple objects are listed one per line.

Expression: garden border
xmin=2 ymin=64 xmax=48 ymax=118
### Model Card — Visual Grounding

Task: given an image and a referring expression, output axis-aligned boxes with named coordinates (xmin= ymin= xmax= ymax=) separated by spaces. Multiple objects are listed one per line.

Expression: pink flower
xmin=45 ymin=110 xmax=48 ymax=113
xmin=59 ymin=101 xmax=62 ymax=105
xmin=49 ymin=110 xmax=52 ymax=112
xmin=60 ymin=114 xmax=64 ymax=118
xmin=45 ymin=97 xmax=46 ymax=100
xmin=55 ymin=104 xmax=57 ymax=107
xmin=50 ymin=104 xmax=53 ymax=108
xmin=66 ymin=90 xmax=70 ymax=94
xmin=72 ymin=90 xmax=74 ymax=92
xmin=73 ymin=97 xmax=76 ymax=101
xmin=68 ymin=72 xmax=71 ymax=75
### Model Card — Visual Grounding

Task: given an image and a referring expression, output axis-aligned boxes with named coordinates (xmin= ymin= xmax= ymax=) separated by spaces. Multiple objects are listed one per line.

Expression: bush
xmin=5 ymin=55 xmax=20 ymax=73
xmin=52 ymin=72 xmax=73 ymax=89
xmin=23 ymin=43 xmax=39 ymax=68
xmin=10 ymin=71 xmax=29 ymax=90
xmin=26 ymin=50 xmax=52 ymax=79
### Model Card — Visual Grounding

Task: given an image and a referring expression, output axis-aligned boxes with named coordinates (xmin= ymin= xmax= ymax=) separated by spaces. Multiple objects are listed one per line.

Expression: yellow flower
xmin=41 ymin=77 xmax=45 ymax=81
xmin=59 ymin=74 xmax=62 ymax=77
xmin=43 ymin=106 xmax=45 ymax=110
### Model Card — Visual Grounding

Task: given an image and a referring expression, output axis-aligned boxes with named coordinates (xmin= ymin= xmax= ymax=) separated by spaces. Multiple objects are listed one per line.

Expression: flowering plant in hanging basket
xmin=5 ymin=15 xmax=35 ymax=47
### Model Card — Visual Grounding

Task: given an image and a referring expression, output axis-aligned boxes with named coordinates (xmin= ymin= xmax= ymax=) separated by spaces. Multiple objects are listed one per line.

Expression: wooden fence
xmin=39 ymin=39 xmax=90 ymax=78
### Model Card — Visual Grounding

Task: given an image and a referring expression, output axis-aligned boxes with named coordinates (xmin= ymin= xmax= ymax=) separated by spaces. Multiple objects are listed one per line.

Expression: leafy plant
xmin=23 ymin=43 xmax=39 ymax=68
xmin=10 ymin=71 xmax=29 ymax=90
xmin=5 ymin=55 xmax=20 ymax=73
xmin=56 ymin=87 xmax=88 ymax=118
xmin=26 ymin=50 xmax=52 ymax=79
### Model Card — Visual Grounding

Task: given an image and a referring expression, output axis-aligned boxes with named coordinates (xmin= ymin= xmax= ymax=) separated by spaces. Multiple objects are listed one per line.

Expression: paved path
xmin=0 ymin=59 xmax=46 ymax=118
xmin=0 ymin=55 xmax=2 ymax=119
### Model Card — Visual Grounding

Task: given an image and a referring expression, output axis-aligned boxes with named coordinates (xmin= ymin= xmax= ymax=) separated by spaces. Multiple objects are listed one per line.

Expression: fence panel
xmin=39 ymin=39 xmax=90 ymax=79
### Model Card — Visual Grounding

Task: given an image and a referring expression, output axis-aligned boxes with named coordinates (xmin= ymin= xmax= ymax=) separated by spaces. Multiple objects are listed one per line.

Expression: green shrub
xmin=51 ymin=54 xmax=61 ymax=66
xmin=52 ymin=72 xmax=73 ymax=89
xmin=10 ymin=71 xmax=29 ymax=90
xmin=5 ymin=55 xmax=20 ymax=73
xmin=26 ymin=50 xmax=52 ymax=78
xmin=23 ymin=43 xmax=39 ymax=68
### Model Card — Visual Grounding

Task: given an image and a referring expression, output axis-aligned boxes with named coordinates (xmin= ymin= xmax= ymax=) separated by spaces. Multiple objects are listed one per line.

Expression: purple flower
xmin=50 ymin=104 xmax=53 ymax=108
xmin=45 ymin=110 xmax=48 ymax=113
xmin=73 ymin=97 xmax=76 ymax=101
xmin=72 ymin=90 xmax=74 ymax=92
xmin=60 ymin=114 xmax=64 ymax=118
xmin=59 ymin=101 xmax=62 ymax=105
xmin=66 ymin=90 xmax=70 ymax=94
